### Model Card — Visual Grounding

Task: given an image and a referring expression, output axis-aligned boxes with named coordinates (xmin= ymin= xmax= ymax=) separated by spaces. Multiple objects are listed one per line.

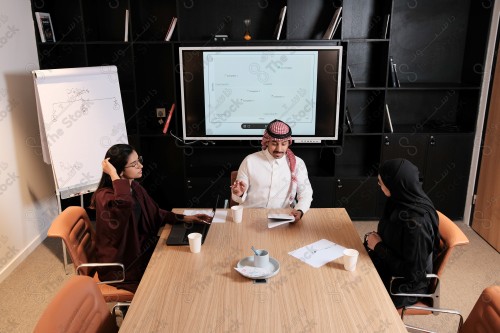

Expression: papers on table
xmin=183 ymin=209 xmax=227 ymax=223
xmin=267 ymin=213 xmax=294 ymax=228
xmin=234 ymin=266 xmax=273 ymax=279
xmin=288 ymin=239 xmax=346 ymax=268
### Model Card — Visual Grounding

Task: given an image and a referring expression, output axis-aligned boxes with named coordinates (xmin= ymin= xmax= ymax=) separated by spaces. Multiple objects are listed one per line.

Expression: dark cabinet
xmin=138 ymin=137 xmax=186 ymax=210
xmin=185 ymin=177 xmax=229 ymax=209
xmin=309 ymin=177 xmax=335 ymax=208
xmin=30 ymin=0 xmax=493 ymax=219
xmin=381 ymin=133 xmax=474 ymax=217
xmin=334 ymin=178 xmax=379 ymax=219
xmin=424 ymin=134 xmax=474 ymax=217
xmin=381 ymin=134 xmax=429 ymax=177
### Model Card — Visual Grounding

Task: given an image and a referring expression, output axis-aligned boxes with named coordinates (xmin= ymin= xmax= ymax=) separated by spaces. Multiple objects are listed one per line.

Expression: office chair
xmin=402 ymin=285 xmax=500 ymax=333
xmin=33 ymin=275 xmax=120 ymax=333
xmin=47 ymin=206 xmax=134 ymax=303
xmin=229 ymin=170 xmax=239 ymax=207
xmin=390 ymin=211 xmax=469 ymax=316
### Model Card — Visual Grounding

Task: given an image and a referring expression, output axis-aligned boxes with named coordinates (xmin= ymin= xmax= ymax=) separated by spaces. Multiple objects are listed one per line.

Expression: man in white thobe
xmin=231 ymin=119 xmax=313 ymax=222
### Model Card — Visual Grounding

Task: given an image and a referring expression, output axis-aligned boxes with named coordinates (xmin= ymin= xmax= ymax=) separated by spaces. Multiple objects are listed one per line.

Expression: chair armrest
xmin=112 ymin=302 xmax=131 ymax=316
xmin=390 ymin=274 xmax=439 ymax=298
xmin=402 ymin=306 xmax=463 ymax=333
xmin=76 ymin=263 xmax=125 ymax=284
xmin=404 ymin=305 xmax=461 ymax=316
xmin=404 ymin=323 xmax=437 ymax=333
xmin=112 ymin=301 xmax=132 ymax=325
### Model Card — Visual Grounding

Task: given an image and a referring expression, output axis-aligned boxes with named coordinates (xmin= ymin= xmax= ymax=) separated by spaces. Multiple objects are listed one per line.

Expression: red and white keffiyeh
xmin=261 ymin=119 xmax=298 ymax=205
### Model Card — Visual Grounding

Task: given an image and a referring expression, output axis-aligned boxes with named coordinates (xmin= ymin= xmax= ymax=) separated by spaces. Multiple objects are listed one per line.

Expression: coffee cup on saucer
xmin=253 ymin=249 xmax=269 ymax=268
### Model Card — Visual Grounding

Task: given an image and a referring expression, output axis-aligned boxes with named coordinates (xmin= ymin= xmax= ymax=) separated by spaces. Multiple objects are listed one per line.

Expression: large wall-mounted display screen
xmin=179 ymin=45 xmax=343 ymax=142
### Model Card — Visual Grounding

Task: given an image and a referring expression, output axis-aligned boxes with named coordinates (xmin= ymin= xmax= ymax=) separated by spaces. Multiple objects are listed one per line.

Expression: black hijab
xmin=379 ymin=158 xmax=440 ymax=260
xmin=379 ymin=158 xmax=436 ymax=217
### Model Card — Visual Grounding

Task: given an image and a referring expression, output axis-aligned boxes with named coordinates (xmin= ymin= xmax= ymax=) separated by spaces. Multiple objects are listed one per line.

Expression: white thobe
xmin=232 ymin=149 xmax=313 ymax=213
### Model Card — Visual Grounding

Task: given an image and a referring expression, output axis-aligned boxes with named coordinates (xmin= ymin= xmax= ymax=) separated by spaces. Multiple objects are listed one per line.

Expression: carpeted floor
xmin=0 ymin=221 xmax=498 ymax=333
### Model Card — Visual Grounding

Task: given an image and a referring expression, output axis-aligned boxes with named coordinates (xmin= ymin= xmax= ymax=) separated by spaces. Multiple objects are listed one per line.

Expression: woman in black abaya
xmin=365 ymin=158 xmax=440 ymax=308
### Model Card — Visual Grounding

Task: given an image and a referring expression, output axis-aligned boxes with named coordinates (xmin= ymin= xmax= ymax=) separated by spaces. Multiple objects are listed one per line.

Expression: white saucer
xmin=236 ymin=256 xmax=280 ymax=279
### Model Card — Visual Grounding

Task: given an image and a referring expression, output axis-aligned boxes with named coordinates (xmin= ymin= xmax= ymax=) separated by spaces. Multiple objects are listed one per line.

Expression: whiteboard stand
xmin=33 ymin=65 xmax=128 ymax=275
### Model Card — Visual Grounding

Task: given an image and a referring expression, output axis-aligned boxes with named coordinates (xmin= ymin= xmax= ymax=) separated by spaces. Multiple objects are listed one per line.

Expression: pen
xmin=311 ymin=245 xmax=335 ymax=254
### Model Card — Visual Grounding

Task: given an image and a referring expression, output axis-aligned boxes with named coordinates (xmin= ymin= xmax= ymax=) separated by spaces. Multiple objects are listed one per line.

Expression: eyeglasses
xmin=124 ymin=156 xmax=143 ymax=168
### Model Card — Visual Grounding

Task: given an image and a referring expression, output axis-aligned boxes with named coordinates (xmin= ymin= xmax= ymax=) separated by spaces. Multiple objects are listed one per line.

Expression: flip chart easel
xmin=33 ymin=65 xmax=128 ymax=272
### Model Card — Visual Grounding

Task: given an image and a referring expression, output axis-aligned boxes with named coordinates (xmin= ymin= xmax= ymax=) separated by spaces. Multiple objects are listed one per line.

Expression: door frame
xmin=464 ymin=3 xmax=500 ymax=226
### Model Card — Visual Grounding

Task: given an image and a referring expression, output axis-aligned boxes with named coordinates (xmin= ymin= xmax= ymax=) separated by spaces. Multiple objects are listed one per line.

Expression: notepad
xmin=267 ymin=213 xmax=294 ymax=228
xmin=289 ymin=239 xmax=346 ymax=268
xmin=183 ymin=209 xmax=227 ymax=223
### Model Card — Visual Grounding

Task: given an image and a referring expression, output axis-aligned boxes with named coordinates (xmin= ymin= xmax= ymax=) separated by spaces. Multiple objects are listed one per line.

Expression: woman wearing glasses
xmin=90 ymin=143 xmax=211 ymax=292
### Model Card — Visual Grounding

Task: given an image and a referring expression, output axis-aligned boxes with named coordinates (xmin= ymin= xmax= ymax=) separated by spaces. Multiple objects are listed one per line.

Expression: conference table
xmin=119 ymin=208 xmax=407 ymax=332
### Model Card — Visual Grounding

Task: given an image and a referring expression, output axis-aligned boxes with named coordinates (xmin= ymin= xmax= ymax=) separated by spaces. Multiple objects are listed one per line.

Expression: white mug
xmin=343 ymin=249 xmax=359 ymax=271
xmin=231 ymin=205 xmax=243 ymax=223
xmin=188 ymin=233 xmax=202 ymax=253
xmin=253 ymin=249 xmax=269 ymax=268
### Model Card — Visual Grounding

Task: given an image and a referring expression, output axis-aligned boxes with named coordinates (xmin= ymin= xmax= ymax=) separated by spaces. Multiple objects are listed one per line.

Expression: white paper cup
xmin=253 ymin=249 xmax=269 ymax=268
xmin=231 ymin=206 xmax=243 ymax=223
xmin=343 ymin=248 xmax=359 ymax=271
xmin=188 ymin=232 xmax=202 ymax=253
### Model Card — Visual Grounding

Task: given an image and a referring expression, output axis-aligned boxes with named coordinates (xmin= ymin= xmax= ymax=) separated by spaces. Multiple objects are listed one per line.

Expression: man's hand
xmin=290 ymin=209 xmax=303 ymax=223
xmin=230 ymin=180 xmax=247 ymax=197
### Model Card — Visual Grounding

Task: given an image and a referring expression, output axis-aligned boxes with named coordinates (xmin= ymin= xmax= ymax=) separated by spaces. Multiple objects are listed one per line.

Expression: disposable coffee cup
xmin=231 ymin=206 xmax=243 ymax=223
xmin=188 ymin=232 xmax=202 ymax=253
xmin=343 ymin=248 xmax=359 ymax=271
xmin=253 ymin=249 xmax=269 ymax=268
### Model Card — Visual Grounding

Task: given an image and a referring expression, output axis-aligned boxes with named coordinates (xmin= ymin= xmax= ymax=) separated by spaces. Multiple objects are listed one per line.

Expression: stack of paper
xmin=267 ymin=213 xmax=295 ymax=228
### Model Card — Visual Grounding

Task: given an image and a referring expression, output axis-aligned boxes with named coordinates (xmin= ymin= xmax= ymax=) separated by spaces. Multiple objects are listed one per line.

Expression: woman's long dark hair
xmin=89 ymin=144 xmax=135 ymax=209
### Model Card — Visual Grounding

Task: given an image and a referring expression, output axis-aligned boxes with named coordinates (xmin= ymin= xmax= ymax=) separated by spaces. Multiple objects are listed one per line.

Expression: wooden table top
xmin=119 ymin=208 xmax=406 ymax=332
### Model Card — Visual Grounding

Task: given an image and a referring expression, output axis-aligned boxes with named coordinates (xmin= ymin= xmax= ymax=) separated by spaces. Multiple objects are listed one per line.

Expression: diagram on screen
xmin=203 ymin=51 xmax=318 ymax=135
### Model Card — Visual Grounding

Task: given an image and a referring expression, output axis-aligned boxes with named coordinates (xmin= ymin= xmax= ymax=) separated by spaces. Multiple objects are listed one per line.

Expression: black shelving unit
xmin=30 ymin=0 xmax=494 ymax=219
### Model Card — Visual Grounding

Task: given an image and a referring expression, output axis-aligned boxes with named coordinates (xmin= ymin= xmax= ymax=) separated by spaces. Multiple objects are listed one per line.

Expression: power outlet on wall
xmin=156 ymin=108 xmax=166 ymax=117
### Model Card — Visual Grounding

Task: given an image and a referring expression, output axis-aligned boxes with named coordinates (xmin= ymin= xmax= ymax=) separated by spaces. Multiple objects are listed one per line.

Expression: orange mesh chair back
xmin=461 ymin=285 xmax=500 ymax=333
xmin=33 ymin=275 xmax=118 ymax=333
xmin=47 ymin=206 xmax=134 ymax=302
xmin=434 ymin=211 xmax=470 ymax=277
xmin=404 ymin=285 xmax=500 ymax=332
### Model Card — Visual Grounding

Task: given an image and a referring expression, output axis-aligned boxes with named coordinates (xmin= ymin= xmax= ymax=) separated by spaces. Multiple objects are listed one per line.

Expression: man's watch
xmin=297 ymin=210 xmax=304 ymax=219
